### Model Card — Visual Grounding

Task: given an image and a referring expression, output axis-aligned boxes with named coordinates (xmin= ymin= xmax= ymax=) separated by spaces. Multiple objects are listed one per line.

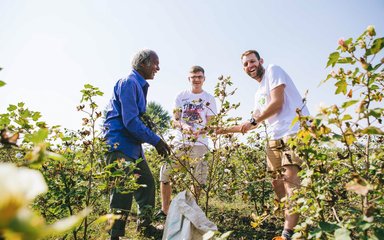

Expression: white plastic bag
xmin=162 ymin=190 xmax=217 ymax=240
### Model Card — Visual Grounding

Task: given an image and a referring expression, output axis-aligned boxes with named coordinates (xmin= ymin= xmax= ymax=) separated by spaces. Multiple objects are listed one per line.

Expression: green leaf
xmin=344 ymin=132 xmax=356 ymax=145
xmin=309 ymin=228 xmax=322 ymax=239
xmin=217 ymin=231 xmax=233 ymax=239
xmin=372 ymin=63 xmax=383 ymax=72
xmin=319 ymin=221 xmax=340 ymax=232
xmin=320 ymin=73 xmax=333 ymax=85
xmin=105 ymin=163 xmax=117 ymax=170
xmin=341 ymin=100 xmax=359 ymax=109
xmin=111 ymin=170 xmax=125 ymax=177
xmin=335 ymin=80 xmax=347 ymax=95
xmin=360 ymin=126 xmax=384 ymax=135
xmin=339 ymin=168 xmax=349 ymax=175
xmin=341 ymin=114 xmax=353 ymax=121
xmin=46 ymin=151 xmax=66 ymax=161
xmin=366 ymin=37 xmax=384 ymax=56
xmin=32 ymin=112 xmax=42 ymax=121
xmin=326 ymin=52 xmax=340 ymax=68
xmin=84 ymin=84 xmax=93 ymax=89
xmin=334 ymin=228 xmax=351 ymax=240
xmin=290 ymin=116 xmax=299 ymax=128
xmin=370 ymin=84 xmax=379 ymax=90
xmin=27 ymin=128 xmax=49 ymax=144
xmin=36 ymin=121 xmax=47 ymax=128
xmin=337 ymin=57 xmax=354 ymax=64
xmin=7 ymin=104 xmax=17 ymax=111
xmin=88 ymin=214 xmax=117 ymax=226
xmin=0 ymin=80 xmax=5 ymax=87
xmin=83 ymin=163 xmax=92 ymax=172
xmin=359 ymin=222 xmax=372 ymax=231
xmin=368 ymin=109 xmax=382 ymax=119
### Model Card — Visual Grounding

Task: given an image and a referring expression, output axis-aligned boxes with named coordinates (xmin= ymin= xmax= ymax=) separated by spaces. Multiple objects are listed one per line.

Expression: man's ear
xmin=259 ymin=58 xmax=264 ymax=64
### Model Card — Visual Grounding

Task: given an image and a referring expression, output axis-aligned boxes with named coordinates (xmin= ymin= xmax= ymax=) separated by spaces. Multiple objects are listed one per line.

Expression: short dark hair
xmin=189 ymin=65 xmax=205 ymax=74
xmin=241 ymin=50 xmax=261 ymax=60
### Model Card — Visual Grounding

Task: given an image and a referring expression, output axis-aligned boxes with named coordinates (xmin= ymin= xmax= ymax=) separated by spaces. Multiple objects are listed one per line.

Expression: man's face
xmin=141 ymin=53 xmax=160 ymax=80
xmin=242 ymin=53 xmax=264 ymax=80
xmin=188 ymin=71 xmax=205 ymax=89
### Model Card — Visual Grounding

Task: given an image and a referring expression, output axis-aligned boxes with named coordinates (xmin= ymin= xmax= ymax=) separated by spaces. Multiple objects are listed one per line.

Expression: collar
xmin=132 ymin=69 xmax=149 ymax=88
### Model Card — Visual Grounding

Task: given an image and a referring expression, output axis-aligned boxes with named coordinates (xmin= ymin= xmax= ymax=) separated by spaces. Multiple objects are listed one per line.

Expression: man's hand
xmin=181 ymin=124 xmax=194 ymax=135
xmin=240 ymin=122 xmax=253 ymax=134
xmin=214 ymin=127 xmax=227 ymax=134
xmin=155 ymin=139 xmax=171 ymax=157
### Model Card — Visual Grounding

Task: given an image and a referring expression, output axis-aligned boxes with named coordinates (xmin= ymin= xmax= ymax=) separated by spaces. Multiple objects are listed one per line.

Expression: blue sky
xmin=0 ymin=0 xmax=383 ymax=131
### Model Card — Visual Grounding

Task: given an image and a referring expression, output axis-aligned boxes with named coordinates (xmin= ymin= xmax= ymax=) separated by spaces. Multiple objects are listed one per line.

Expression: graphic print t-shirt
xmin=174 ymin=90 xmax=217 ymax=146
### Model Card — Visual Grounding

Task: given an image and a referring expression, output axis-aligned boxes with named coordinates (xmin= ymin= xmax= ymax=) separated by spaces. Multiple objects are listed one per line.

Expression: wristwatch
xmin=249 ymin=117 xmax=258 ymax=126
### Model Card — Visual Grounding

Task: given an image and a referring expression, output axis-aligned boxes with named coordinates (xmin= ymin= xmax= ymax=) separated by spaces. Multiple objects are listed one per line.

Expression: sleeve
xmin=120 ymin=80 xmax=160 ymax=146
xmin=206 ymin=94 xmax=217 ymax=116
xmin=174 ymin=93 xmax=183 ymax=111
xmin=173 ymin=92 xmax=183 ymax=120
xmin=268 ymin=65 xmax=287 ymax=90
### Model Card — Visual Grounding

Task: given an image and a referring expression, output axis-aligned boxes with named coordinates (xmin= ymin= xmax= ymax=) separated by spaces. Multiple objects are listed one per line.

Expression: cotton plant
xmin=0 ymin=163 xmax=91 ymax=240
xmin=0 ymin=77 xmax=89 ymax=239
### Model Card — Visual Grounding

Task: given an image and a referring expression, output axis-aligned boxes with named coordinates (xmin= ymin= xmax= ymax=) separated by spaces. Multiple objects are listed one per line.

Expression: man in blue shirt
xmin=103 ymin=49 xmax=170 ymax=240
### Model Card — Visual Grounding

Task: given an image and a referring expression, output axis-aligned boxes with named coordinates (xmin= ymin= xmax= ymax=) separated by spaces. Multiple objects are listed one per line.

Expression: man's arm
xmin=256 ymin=84 xmax=284 ymax=123
xmin=121 ymin=81 xmax=160 ymax=146
xmin=240 ymin=84 xmax=285 ymax=133
xmin=218 ymin=84 xmax=285 ymax=134
xmin=196 ymin=115 xmax=214 ymax=135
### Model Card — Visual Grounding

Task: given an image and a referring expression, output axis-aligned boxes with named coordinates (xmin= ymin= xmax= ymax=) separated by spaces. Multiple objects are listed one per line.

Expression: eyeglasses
xmin=189 ymin=75 xmax=205 ymax=80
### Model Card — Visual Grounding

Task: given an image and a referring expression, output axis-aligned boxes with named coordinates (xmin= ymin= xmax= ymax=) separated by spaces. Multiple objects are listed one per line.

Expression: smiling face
xmin=242 ymin=53 xmax=264 ymax=82
xmin=188 ymin=71 xmax=205 ymax=93
xmin=140 ymin=53 xmax=160 ymax=80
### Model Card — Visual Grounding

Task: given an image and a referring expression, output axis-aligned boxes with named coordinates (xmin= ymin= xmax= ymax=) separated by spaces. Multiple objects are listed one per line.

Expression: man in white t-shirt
xmin=156 ymin=65 xmax=217 ymax=219
xmin=221 ymin=50 xmax=309 ymax=240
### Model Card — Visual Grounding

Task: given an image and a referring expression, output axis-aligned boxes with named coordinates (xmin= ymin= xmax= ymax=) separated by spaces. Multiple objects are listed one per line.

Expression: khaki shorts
xmin=266 ymin=135 xmax=303 ymax=172
xmin=159 ymin=144 xmax=209 ymax=184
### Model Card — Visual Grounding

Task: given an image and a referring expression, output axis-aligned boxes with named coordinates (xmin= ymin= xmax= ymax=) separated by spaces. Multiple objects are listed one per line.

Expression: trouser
xmin=106 ymin=151 xmax=155 ymax=237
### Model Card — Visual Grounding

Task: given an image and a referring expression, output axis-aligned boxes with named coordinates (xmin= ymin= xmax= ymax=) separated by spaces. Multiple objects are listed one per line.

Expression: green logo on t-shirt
xmin=259 ymin=97 xmax=266 ymax=105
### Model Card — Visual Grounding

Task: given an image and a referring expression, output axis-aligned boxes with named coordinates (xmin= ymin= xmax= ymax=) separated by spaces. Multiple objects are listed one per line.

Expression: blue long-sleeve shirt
xmin=103 ymin=69 xmax=161 ymax=160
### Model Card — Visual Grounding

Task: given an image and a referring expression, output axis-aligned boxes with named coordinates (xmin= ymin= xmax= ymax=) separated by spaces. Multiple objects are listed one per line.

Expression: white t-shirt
xmin=254 ymin=64 xmax=310 ymax=140
xmin=174 ymin=90 xmax=217 ymax=146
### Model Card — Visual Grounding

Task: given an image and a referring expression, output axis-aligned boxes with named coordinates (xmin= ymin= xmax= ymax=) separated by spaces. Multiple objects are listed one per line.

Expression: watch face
xmin=249 ymin=118 xmax=257 ymax=125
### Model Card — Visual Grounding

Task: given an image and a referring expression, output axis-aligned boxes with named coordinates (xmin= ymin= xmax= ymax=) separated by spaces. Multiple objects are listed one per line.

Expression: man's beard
xmin=255 ymin=64 xmax=264 ymax=79
xmin=248 ymin=64 xmax=264 ymax=79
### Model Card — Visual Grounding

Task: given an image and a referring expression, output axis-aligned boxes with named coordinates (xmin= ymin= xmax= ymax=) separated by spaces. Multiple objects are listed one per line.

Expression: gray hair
xmin=131 ymin=49 xmax=157 ymax=71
